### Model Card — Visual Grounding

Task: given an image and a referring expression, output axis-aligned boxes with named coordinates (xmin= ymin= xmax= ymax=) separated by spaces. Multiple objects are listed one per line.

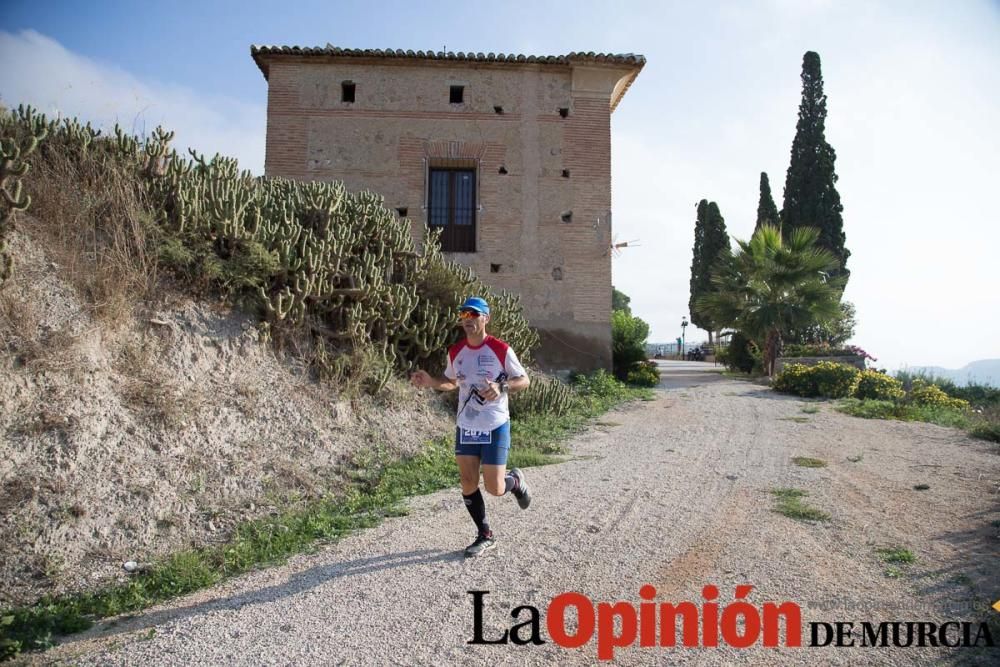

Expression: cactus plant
xmin=1 ymin=108 xmax=48 ymax=287
xmin=1 ymin=106 xmax=541 ymax=392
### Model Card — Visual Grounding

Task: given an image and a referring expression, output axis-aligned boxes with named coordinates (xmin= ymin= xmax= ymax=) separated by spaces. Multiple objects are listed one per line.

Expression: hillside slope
xmin=0 ymin=227 xmax=450 ymax=607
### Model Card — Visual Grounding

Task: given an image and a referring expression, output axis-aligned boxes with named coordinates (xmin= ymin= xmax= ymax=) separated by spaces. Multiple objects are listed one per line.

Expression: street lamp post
xmin=681 ymin=317 xmax=688 ymax=360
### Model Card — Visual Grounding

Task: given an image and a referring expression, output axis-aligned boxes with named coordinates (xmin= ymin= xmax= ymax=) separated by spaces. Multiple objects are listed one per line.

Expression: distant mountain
xmin=906 ymin=359 xmax=1000 ymax=387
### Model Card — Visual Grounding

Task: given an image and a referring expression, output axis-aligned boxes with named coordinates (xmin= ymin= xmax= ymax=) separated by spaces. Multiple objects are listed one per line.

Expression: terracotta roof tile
xmin=250 ymin=44 xmax=645 ymax=79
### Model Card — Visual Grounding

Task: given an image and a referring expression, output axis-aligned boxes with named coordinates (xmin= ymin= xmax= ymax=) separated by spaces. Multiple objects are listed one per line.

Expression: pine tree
xmin=755 ymin=172 xmax=780 ymax=232
xmin=688 ymin=199 xmax=729 ymax=345
xmin=781 ymin=51 xmax=849 ymax=284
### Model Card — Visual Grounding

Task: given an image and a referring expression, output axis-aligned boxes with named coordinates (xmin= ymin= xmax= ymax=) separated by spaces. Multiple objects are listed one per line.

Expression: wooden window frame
xmin=427 ymin=167 xmax=477 ymax=253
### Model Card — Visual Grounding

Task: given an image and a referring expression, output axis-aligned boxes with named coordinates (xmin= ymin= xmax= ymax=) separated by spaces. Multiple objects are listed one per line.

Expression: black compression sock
xmin=463 ymin=489 xmax=490 ymax=535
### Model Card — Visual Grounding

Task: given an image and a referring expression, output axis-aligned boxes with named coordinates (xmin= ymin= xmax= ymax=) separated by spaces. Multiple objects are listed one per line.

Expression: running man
xmin=409 ymin=296 xmax=532 ymax=556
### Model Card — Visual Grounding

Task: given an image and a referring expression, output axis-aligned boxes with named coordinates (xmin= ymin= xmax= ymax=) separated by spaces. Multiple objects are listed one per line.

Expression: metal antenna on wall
xmin=606 ymin=234 xmax=640 ymax=257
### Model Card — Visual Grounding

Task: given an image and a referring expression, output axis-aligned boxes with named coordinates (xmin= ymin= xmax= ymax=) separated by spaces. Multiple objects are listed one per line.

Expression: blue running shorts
xmin=454 ymin=421 xmax=511 ymax=465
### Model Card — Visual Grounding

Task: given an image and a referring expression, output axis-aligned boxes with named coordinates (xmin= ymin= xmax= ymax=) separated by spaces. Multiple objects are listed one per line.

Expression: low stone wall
xmin=774 ymin=355 xmax=866 ymax=374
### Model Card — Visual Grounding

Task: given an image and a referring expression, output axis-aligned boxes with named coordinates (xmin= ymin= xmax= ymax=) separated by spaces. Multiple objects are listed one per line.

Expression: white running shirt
xmin=444 ymin=335 xmax=527 ymax=432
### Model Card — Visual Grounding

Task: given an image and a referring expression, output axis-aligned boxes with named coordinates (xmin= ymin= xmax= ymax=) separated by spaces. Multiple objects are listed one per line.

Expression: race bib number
xmin=460 ymin=429 xmax=491 ymax=445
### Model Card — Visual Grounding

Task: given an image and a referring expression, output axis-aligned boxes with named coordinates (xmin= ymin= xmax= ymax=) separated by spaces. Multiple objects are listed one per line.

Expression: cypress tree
xmin=781 ymin=51 xmax=849 ymax=284
xmin=755 ymin=172 xmax=780 ymax=232
xmin=688 ymin=199 xmax=729 ymax=344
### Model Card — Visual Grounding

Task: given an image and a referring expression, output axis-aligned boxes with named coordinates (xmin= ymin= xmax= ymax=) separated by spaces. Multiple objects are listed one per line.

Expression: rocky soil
xmin=0 ymin=231 xmax=450 ymax=607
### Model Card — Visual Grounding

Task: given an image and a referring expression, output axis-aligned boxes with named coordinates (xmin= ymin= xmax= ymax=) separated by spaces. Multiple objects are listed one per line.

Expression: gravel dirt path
xmin=30 ymin=362 xmax=1000 ymax=666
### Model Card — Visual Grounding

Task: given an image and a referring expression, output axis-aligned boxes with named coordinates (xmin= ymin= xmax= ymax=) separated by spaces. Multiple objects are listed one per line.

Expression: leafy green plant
xmin=894 ymin=372 xmax=1000 ymax=407
xmin=772 ymin=361 xmax=860 ymax=398
xmin=769 ymin=488 xmax=830 ymax=522
xmin=611 ymin=309 xmax=650 ymax=380
xmin=626 ymin=361 xmax=660 ymax=387
xmin=906 ymin=380 xmax=970 ymax=410
xmin=876 ymin=546 xmax=916 ymax=564
xmin=853 ymin=370 xmax=904 ymax=401
xmin=717 ymin=331 xmax=756 ymax=374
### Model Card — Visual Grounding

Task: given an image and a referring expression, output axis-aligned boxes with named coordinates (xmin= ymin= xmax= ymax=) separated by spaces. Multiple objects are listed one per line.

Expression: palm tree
xmin=697 ymin=225 xmax=844 ymax=376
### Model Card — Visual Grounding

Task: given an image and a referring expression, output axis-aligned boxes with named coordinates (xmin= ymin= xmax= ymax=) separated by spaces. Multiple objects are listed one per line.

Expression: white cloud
xmin=0 ymin=30 xmax=265 ymax=174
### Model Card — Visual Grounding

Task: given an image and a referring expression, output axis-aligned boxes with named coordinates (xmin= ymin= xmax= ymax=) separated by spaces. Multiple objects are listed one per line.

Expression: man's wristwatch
xmin=498 ymin=380 xmax=509 ymax=395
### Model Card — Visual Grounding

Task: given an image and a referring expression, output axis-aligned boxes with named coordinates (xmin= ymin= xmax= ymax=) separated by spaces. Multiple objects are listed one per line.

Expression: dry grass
xmin=10 ymin=405 xmax=77 ymax=439
xmin=23 ymin=147 xmax=158 ymax=328
xmin=114 ymin=336 xmax=202 ymax=428
xmin=0 ymin=290 xmax=88 ymax=381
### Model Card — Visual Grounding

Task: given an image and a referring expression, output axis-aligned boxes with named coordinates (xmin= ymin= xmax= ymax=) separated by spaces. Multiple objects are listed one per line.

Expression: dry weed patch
xmin=24 ymin=150 xmax=157 ymax=328
xmin=113 ymin=336 xmax=201 ymax=427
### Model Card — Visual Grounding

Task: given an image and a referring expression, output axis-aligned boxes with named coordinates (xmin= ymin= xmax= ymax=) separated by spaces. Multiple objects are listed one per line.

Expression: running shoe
xmin=510 ymin=468 xmax=531 ymax=509
xmin=464 ymin=532 xmax=496 ymax=557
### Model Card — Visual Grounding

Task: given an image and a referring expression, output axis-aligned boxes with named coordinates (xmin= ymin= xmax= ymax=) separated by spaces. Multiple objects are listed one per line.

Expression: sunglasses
xmin=459 ymin=310 xmax=483 ymax=320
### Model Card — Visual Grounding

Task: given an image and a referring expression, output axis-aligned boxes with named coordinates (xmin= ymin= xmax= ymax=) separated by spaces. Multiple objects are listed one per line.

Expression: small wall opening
xmin=561 ymin=169 xmax=570 ymax=178
xmin=450 ymin=85 xmax=465 ymax=104
xmin=558 ymin=107 xmax=569 ymax=118
xmin=395 ymin=207 xmax=408 ymax=217
xmin=551 ymin=267 xmax=563 ymax=281
xmin=341 ymin=81 xmax=356 ymax=103
xmin=493 ymin=105 xmax=504 ymax=114
xmin=560 ymin=210 xmax=573 ymax=223
xmin=498 ymin=165 xmax=508 ymax=175
xmin=490 ymin=263 xmax=501 ymax=273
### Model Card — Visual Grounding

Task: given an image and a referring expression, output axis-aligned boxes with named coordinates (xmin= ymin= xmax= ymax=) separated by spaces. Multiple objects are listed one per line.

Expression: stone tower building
xmin=251 ymin=45 xmax=643 ymax=372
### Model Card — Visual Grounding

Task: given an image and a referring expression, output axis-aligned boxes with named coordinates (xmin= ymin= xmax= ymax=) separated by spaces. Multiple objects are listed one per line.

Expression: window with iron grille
xmin=428 ymin=168 xmax=476 ymax=252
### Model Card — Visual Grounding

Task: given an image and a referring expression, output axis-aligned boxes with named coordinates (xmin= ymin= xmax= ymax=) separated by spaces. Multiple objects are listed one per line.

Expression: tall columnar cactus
xmin=3 ymin=106 xmax=541 ymax=390
xmin=510 ymin=376 xmax=574 ymax=418
xmin=0 ymin=107 xmax=48 ymax=287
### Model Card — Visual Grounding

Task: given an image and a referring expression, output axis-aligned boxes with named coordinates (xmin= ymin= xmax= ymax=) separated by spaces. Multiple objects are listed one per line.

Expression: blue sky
xmin=2 ymin=1 xmax=999 ymax=371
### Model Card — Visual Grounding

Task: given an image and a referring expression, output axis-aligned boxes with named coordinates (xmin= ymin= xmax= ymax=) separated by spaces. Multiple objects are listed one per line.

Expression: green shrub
xmin=907 ymin=380 xmax=970 ymax=410
xmin=837 ymin=399 xmax=898 ymax=419
xmin=854 ymin=370 xmax=904 ymax=401
xmin=837 ymin=398 xmax=974 ymax=429
xmin=611 ymin=309 xmax=649 ymax=380
xmin=895 ymin=371 xmax=1000 ymax=408
xmin=949 ymin=382 xmax=1000 ymax=408
xmin=971 ymin=421 xmax=1000 ymax=443
xmin=626 ymin=361 xmax=660 ymax=387
xmin=157 ymin=235 xmax=195 ymax=269
xmin=718 ymin=331 xmax=756 ymax=374
xmin=573 ymin=368 xmax=626 ymax=398
xmin=773 ymin=361 xmax=860 ymax=398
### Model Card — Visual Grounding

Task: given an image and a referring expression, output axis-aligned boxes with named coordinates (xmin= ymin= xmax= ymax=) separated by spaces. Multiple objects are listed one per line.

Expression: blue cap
xmin=460 ymin=296 xmax=490 ymax=315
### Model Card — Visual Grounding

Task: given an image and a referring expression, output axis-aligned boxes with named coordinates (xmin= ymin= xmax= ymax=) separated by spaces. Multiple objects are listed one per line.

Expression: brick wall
xmin=260 ymin=57 xmax=635 ymax=372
